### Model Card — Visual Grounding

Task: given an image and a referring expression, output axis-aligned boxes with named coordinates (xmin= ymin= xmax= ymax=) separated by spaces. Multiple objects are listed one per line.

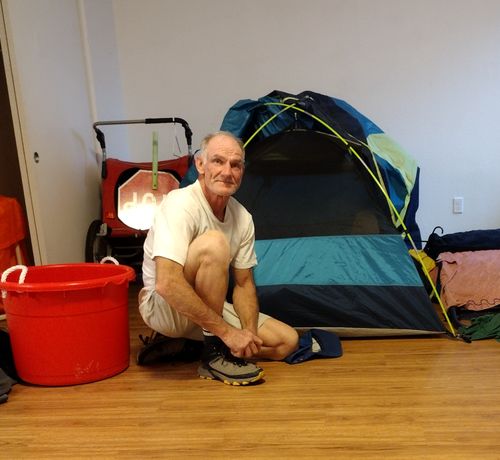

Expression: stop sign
xmin=118 ymin=170 xmax=179 ymax=230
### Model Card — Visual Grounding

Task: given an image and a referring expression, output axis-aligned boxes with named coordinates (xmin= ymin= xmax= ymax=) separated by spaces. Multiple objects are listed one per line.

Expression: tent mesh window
xmin=237 ymin=130 xmax=396 ymax=239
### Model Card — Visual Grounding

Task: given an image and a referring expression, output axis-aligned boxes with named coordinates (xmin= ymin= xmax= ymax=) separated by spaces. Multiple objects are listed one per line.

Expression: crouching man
xmin=138 ymin=131 xmax=298 ymax=385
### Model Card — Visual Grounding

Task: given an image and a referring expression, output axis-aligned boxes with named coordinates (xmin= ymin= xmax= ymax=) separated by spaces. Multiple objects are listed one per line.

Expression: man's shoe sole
xmin=197 ymin=365 xmax=264 ymax=386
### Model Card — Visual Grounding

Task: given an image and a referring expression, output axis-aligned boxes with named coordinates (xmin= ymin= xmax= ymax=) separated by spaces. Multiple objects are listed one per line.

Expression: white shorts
xmin=139 ymin=289 xmax=271 ymax=341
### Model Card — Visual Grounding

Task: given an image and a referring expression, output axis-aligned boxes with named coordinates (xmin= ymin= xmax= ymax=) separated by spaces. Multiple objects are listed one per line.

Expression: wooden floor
xmin=1 ymin=284 xmax=500 ymax=459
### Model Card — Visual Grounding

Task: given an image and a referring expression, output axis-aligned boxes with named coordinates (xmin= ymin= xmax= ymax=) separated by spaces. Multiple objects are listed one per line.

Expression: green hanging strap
xmin=152 ymin=131 xmax=158 ymax=190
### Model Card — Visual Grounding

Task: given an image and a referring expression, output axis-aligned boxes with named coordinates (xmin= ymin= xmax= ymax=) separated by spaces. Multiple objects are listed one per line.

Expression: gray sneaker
xmin=198 ymin=338 xmax=264 ymax=386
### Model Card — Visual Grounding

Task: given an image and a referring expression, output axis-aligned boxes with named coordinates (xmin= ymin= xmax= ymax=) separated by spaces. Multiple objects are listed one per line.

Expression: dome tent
xmin=189 ymin=90 xmax=446 ymax=336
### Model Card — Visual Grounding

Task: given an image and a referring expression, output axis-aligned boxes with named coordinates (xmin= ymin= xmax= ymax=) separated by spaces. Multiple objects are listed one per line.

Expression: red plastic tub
xmin=0 ymin=262 xmax=135 ymax=386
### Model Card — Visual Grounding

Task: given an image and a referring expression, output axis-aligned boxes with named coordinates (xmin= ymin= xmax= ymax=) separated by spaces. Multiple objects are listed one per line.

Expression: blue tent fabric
xmin=254 ymin=236 xmax=442 ymax=332
xmin=332 ymin=98 xmax=383 ymax=137
xmin=188 ymin=90 xmax=442 ymax=335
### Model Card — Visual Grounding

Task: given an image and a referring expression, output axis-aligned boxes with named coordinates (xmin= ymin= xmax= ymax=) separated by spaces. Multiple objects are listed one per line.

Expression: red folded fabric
xmin=0 ymin=196 xmax=27 ymax=311
xmin=0 ymin=196 xmax=25 ymax=250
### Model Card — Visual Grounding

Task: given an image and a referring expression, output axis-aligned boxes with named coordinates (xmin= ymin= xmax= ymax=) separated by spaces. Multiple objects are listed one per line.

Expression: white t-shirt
xmin=142 ymin=180 xmax=257 ymax=290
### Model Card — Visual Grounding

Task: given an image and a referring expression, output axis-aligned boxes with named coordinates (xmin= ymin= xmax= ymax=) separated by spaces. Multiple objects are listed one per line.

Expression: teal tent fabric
xmin=254 ymin=235 xmax=421 ymax=287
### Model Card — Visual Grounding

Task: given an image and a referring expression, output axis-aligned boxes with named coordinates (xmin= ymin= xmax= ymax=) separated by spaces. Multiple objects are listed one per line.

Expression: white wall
xmin=82 ymin=0 xmax=130 ymax=159
xmin=90 ymin=0 xmax=500 ymax=241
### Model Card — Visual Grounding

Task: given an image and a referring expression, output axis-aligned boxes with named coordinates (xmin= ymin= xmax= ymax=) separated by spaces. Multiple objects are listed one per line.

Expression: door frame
xmin=0 ymin=0 xmax=42 ymax=264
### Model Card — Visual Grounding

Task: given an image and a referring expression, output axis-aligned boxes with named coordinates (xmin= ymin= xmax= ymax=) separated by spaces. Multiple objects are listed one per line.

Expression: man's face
xmin=196 ymin=135 xmax=245 ymax=198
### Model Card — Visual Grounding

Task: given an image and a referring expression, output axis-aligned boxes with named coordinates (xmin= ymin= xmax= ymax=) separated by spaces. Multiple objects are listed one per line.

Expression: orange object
xmin=0 ymin=196 xmax=27 ymax=314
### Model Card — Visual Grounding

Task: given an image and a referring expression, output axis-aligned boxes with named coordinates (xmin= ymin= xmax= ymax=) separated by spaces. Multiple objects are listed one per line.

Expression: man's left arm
xmin=231 ymin=267 xmax=260 ymax=335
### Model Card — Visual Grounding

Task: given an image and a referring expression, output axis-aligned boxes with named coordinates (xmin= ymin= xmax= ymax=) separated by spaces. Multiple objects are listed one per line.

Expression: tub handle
xmin=1 ymin=264 xmax=28 ymax=299
xmin=100 ymin=256 xmax=119 ymax=265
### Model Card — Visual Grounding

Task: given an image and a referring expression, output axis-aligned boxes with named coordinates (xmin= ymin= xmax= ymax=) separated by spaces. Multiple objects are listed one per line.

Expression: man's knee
xmin=184 ymin=230 xmax=230 ymax=285
xmin=190 ymin=230 xmax=230 ymax=267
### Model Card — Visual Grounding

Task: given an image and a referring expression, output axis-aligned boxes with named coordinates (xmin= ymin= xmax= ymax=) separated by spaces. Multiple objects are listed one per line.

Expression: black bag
xmin=0 ymin=329 xmax=17 ymax=403
xmin=0 ymin=329 xmax=18 ymax=381
xmin=424 ymin=226 xmax=500 ymax=260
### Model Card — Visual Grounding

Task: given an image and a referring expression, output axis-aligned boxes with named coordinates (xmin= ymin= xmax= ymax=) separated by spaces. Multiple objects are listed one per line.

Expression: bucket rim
xmin=0 ymin=263 xmax=135 ymax=293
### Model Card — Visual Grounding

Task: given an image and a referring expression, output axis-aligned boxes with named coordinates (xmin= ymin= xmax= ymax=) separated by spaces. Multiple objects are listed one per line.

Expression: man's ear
xmin=195 ymin=155 xmax=204 ymax=175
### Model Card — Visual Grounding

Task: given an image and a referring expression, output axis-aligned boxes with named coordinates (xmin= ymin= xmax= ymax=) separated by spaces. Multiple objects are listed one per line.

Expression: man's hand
xmin=221 ymin=327 xmax=263 ymax=359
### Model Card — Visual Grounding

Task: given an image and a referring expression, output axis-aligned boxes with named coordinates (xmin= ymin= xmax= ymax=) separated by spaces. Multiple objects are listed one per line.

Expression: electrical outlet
xmin=453 ymin=197 xmax=464 ymax=214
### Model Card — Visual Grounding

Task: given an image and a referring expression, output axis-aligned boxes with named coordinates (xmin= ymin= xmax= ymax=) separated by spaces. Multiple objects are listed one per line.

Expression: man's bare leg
xmin=184 ymin=231 xmax=298 ymax=362
xmin=183 ymin=230 xmax=230 ymax=316
xmin=182 ymin=231 xmax=264 ymax=385
xmin=256 ymin=317 xmax=299 ymax=360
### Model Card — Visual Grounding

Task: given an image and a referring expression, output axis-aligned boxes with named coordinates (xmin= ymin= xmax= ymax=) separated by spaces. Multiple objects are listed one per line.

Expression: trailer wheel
xmin=85 ymin=219 xmax=111 ymax=263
